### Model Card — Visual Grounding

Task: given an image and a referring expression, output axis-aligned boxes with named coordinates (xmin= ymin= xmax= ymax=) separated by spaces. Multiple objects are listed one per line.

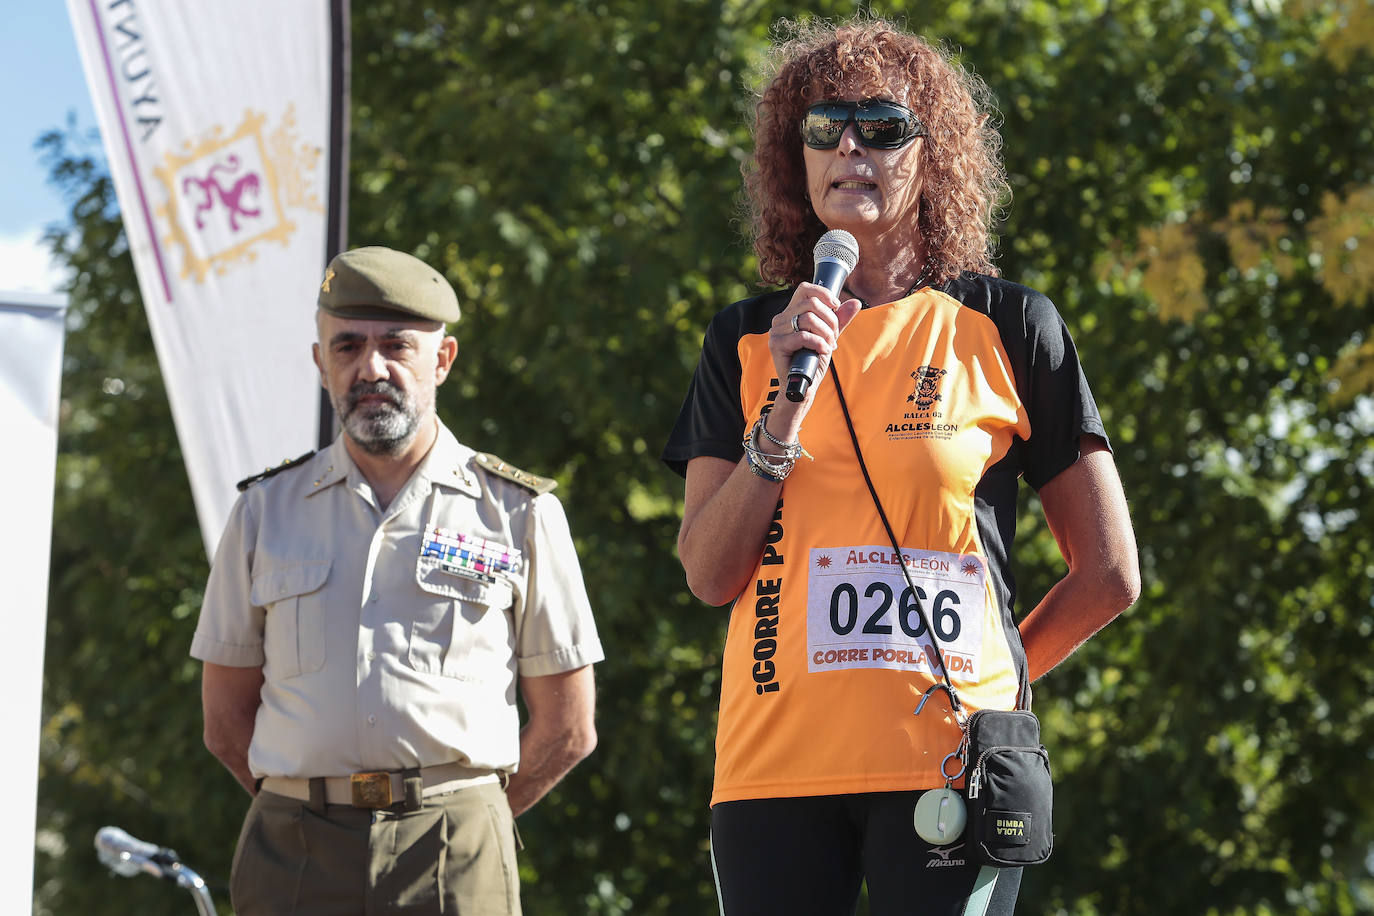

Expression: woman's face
xmin=802 ymin=80 xmax=925 ymax=241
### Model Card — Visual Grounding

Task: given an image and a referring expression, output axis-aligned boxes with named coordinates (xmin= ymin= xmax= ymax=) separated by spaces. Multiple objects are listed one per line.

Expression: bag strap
xmin=830 ymin=361 xmax=965 ymax=714
xmin=963 ymin=866 xmax=1001 ymax=916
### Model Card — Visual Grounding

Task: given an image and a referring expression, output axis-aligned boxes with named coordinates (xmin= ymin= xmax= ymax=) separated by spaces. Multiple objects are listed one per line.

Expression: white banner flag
xmin=0 ymin=292 xmax=67 ymax=916
xmin=67 ymin=0 xmax=345 ymax=556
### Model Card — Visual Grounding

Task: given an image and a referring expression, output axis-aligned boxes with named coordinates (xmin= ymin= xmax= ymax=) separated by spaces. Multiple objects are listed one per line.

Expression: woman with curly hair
xmin=662 ymin=17 xmax=1139 ymax=916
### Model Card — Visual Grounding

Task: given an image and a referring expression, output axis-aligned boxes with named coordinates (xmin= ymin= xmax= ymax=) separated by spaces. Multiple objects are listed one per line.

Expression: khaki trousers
xmin=230 ymin=781 xmax=521 ymax=916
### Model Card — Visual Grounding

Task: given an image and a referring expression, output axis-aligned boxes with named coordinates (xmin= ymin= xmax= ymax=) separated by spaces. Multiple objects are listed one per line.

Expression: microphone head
xmin=813 ymin=229 xmax=859 ymax=271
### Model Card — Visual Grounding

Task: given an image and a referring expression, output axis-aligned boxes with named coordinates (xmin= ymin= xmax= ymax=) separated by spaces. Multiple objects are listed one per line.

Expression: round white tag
xmin=913 ymin=787 xmax=967 ymax=846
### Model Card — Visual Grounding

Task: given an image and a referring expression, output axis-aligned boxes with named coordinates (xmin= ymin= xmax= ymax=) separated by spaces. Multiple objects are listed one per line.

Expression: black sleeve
xmin=661 ymin=292 xmax=787 ymax=478
xmin=1018 ymin=290 xmax=1109 ymax=491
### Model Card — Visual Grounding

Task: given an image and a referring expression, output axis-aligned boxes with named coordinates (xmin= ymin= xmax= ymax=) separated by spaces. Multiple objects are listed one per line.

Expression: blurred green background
xmin=33 ymin=1 xmax=1374 ymax=913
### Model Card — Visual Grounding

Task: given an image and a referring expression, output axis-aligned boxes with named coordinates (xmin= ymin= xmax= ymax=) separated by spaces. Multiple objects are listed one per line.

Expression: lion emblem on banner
xmin=182 ymin=154 xmax=262 ymax=232
xmin=154 ymin=107 xmax=323 ymax=284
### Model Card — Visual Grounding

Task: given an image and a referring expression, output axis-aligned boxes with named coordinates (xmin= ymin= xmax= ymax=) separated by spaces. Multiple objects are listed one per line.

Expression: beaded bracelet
xmin=742 ymin=436 xmax=792 ymax=479
xmin=745 ymin=452 xmax=787 ymax=482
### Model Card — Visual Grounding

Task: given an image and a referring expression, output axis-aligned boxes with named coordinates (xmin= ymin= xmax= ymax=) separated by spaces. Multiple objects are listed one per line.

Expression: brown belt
xmin=260 ymin=761 xmax=500 ymax=808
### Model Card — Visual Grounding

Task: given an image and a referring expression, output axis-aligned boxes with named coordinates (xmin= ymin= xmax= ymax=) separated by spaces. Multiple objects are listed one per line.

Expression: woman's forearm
xmin=677 ymin=455 xmax=785 ymax=605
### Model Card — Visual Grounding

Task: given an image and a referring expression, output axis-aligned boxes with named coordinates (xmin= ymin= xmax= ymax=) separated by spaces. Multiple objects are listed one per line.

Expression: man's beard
xmin=335 ymin=381 xmax=421 ymax=455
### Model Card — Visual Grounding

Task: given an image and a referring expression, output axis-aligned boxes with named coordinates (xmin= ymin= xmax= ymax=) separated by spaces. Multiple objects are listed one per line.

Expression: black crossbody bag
xmin=963 ymin=708 xmax=1053 ymax=865
xmin=831 ymin=365 xmax=1053 ymax=867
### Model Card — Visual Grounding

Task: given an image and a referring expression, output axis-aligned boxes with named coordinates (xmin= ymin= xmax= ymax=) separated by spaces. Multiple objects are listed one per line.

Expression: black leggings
xmin=710 ymin=792 xmax=1021 ymax=916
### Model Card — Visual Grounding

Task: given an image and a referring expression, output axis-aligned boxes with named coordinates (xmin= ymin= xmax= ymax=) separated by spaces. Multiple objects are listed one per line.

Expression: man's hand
xmin=504 ymin=666 xmax=597 ymax=816
xmin=201 ymin=662 xmax=264 ymax=795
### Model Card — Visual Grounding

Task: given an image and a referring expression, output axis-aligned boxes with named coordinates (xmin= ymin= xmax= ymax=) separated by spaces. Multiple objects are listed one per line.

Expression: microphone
xmin=786 ymin=229 xmax=859 ymax=402
xmin=94 ymin=826 xmax=180 ymax=878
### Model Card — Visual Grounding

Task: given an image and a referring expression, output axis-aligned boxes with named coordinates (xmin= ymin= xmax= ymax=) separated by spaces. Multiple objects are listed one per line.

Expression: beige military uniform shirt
xmin=190 ymin=422 xmax=604 ymax=780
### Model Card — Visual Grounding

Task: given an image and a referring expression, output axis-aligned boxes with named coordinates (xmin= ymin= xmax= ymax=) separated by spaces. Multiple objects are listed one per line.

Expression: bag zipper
xmin=966 ymin=744 xmax=1044 ymax=800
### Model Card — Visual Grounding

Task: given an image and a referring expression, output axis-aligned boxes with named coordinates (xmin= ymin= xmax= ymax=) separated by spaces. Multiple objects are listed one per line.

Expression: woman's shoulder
xmin=939 ymin=271 xmax=1055 ymax=315
xmin=939 ymin=272 xmax=1073 ymax=343
xmin=704 ymin=287 xmax=794 ymax=338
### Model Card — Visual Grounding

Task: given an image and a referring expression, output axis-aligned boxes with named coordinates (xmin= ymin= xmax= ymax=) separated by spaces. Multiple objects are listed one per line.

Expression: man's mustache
xmin=345 ymin=381 xmax=404 ymax=413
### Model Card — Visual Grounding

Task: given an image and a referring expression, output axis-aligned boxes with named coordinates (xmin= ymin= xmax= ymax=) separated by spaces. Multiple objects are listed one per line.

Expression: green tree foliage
xmin=36 ymin=2 xmax=1373 ymax=913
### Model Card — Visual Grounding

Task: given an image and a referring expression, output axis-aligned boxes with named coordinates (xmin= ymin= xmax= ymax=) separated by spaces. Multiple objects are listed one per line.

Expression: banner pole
xmin=319 ymin=0 xmax=350 ymax=450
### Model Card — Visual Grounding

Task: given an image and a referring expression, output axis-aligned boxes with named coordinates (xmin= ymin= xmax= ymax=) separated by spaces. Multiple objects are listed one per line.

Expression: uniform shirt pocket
xmin=250 ymin=562 xmax=331 ymax=680
xmin=412 ymin=557 xmax=516 ymax=680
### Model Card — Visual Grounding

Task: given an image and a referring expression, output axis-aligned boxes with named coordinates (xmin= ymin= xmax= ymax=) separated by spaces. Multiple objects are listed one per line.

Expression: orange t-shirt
xmin=663 ymin=273 xmax=1107 ymax=805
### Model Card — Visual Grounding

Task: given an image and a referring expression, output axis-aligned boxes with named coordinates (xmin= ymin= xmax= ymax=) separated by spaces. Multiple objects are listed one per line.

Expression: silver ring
xmin=790 ymin=314 xmax=801 ymax=334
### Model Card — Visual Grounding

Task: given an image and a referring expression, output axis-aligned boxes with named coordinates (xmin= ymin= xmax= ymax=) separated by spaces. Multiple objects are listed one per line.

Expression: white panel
xmin=0 ymin=294 xmax=66 ymax=916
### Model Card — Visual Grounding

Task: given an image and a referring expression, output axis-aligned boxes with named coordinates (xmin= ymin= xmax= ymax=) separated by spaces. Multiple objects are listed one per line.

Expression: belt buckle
xmin=350 ymin=771 xmax=393 ymax=808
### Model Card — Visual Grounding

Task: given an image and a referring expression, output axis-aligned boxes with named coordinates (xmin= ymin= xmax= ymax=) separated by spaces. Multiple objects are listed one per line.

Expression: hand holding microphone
xmin=785 ymin=230 xmax=860 ymax=402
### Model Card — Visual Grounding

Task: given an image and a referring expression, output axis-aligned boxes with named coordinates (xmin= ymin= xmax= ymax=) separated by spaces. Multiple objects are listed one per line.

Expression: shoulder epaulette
xmin=236 ymin=450 xmax=316 ymax=492
xmin=473 ymin=452 xmax=557 ymax=495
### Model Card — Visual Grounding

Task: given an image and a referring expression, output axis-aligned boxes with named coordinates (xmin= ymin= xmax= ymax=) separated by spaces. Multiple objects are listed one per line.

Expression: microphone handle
xmin=784 ymin=352 xmax=822 ymax=402
xmin=785 ymin=258 xmax=851 ymax=402
xmin=811 ymin=258 xmax=850 ymax=297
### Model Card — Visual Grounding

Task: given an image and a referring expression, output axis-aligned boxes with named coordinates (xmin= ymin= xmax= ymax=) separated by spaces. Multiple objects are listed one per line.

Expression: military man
xmin=192 ymin=246 xmax=603 ymax=915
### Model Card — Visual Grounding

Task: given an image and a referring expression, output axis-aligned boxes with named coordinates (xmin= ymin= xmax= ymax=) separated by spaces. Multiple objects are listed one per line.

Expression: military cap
xmin=317 ymin=246 xmax=461 ymax=323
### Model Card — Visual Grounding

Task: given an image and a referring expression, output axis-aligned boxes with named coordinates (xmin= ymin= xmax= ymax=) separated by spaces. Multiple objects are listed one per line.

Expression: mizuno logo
xmin=926 ymin=842 xmax=966 ymax=868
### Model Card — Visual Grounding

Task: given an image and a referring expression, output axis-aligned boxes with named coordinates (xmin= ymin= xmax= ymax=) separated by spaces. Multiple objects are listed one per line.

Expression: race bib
xmin=805 ymin=545 xmax=987 ymax=682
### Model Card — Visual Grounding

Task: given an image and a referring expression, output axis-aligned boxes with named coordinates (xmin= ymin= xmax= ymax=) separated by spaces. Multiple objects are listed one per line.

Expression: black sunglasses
xmin=801 ymin=99 xmax=926 ymax=150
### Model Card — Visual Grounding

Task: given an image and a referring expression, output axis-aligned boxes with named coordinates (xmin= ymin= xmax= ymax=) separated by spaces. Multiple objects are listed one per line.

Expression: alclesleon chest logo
xmin=886 ymin=364 xmax=958 ymax=441
xmin=908 ymin=365 xmax=947 ymax=410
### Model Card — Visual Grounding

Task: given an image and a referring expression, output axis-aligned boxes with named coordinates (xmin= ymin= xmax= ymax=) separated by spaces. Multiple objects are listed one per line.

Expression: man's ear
xmin=311 ymin=342 xmax=328 ymax=388
xmin=434 ymin=335 xmax=459 ymax=384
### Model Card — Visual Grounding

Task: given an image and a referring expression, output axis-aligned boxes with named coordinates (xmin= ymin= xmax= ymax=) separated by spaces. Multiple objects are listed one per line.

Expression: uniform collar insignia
xmin=303 ymin=438 xmax=349 ymax=496
xmin=423 ymin=425 xmax=481 ymax=497
xmin=306 ymin=427 xmax=481 ymax=498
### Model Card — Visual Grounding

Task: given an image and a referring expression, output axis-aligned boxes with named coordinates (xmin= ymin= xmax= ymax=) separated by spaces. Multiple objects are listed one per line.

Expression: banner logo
xmin=183 ymin=155 xmax=261 ymax=231
xmin=153 ymin=107 xmax=323 ymax=284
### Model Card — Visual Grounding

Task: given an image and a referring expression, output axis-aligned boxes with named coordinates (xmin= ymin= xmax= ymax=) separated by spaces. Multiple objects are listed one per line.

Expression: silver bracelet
xmin=741 ymin=416 xmax=804 ymax=482
xmin=752 ymin=415 xmax=807 ymax=463
xmin=742 ymin=436 xmax=793 ymax=478
xmin=757 ymin=416 xmax=803 ymax=455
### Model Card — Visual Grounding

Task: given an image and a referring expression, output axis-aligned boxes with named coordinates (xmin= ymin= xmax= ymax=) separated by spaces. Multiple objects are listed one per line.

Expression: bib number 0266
xmin=805 ymin=545 xmax=987 ymax=678
xmin=827 ymin=581 xmax=962 ymax=641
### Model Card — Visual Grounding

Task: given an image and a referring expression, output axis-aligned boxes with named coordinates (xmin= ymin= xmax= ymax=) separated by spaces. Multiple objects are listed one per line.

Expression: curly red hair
xmin=743 ymin=18 xmax=1009 ymax=287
